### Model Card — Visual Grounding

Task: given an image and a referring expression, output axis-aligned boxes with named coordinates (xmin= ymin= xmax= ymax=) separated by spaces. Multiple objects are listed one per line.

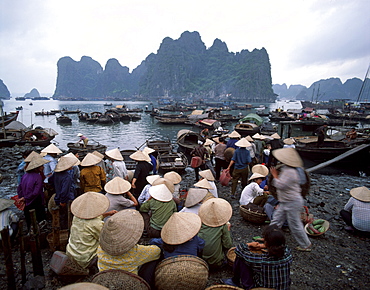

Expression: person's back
xmin=80 ymin=165 xmax=106 ymax=193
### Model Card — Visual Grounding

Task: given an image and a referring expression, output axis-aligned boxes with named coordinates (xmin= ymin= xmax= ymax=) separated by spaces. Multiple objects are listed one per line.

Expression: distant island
xmin=52 ymin=31 xmax=276 ymax=102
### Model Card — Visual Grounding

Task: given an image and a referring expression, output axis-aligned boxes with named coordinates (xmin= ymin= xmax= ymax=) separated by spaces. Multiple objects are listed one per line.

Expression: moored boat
xmin=234 ymin=122 xmax=261 ymax=137
xmin=146 ymin=139 xmax=172 ymax=154
xmin=158 ymin=152 xmax=188 ymax=172
xmin=120 ymin=149 xmax=137 ymax=170
xmin=67 ymin=142 xmax=107 ymax=160
xmin=56 ymin=115 xmax=72 ymax=124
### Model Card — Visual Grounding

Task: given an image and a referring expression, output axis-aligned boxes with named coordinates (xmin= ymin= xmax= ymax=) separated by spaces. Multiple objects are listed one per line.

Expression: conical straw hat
xmin=164 ymin=171 xmax=182 ymax=184
xmin=105 ymin=148 xmax=123 ymax=161
xmin=81 ymin=153 xmax=102 ymax=166
xmin=194 ymin=179 xmax=213 ymax=190
xmin=272 ymin=147 xmax=303 ymax=168
xmin=199 ymin=198 xmax=232 ymax=227
xmin=64 ymin=153 xmax=81 ymax=166
xmin=55 ymin=156 xmax=80 ymax=172
xmin=199 ymin=169 xmax=215 ymax=181
xmin=245 ymin=135 xmax=254 ymax=142
xmin=350 ymin=186 xmax=370 ymax=202
xmin=252 ymin=133 xmax=261 ymax=140
xmin=41 ymin=143 xmax=62 ymax=154
xmin=248 ymin=172 xmax=266 ymax=181
xmin=152 ymin=178 xmax=175 ymax=193
xmin=71 ymin=192 xmax=109 ymax=219
xmin=0 ymin=198 xmax=14 ymax=212
xmin=283 ymin=138 xmax=295 ymax=145
xmin=26 ymin=157 xmax=50 ymax=172
xmin=213 ymin=137 xmax=220 ymax=144
xmin=59 ymin=282 xmax=109 ymax=290
xmin=24 ymin=151 xmax=40 ymax=162
xmin=235 ymin=138 xmax=251 ymax=148
xmin=146 ymin=175 xmax=161 ymax=185
xmin=99 ymin=209 xmax=144 ymax=256
xmin=92 ymin=151 xmax=104 ymax=159
xmin=149 ymin=184 xmax=173 ymax=202
xmin=142 ymin=147 xmax=155 ymax=155
xmin=129 ymin=150 xmax=151 ymax=162
xmin=251 ymin=164 xmax=269 ymax=176
xmin=271 ymin=133 xmax=281 ymax=139
xmin=185 ymin=188 xmax=208 ymax=208
xmin=104 ymin=177 xmax=131 ymax=194
xmin=161 ymin=212 xmax=202 ymax=245
xmin=204 ymin=139 xmax=214 ymax=146
xmin=228 ymin=131 xmax=241 ymax=138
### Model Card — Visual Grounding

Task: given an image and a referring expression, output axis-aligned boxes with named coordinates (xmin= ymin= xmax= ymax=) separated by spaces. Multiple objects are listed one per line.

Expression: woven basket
xmin=239 ymin=205 xmax=267 ymax=224
xmin=47 ymin=229 xmax=69 ymax=252
xmin=92 ymin=269 xmax=150 ymax=290
xmin=226 ymin=247 xmax=236 ymax=267
xmin=155 ymin=255 xmax=209 ymax=290
xmin=205 ymin=285 xmax=244 ymax=289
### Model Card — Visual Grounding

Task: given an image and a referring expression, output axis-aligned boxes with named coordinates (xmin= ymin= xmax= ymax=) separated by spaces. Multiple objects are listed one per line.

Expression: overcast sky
xmin=0 ymin=0 xmax=369 ymax=94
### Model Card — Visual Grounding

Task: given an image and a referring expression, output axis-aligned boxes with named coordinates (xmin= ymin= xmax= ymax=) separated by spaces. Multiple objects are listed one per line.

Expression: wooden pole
xmin=18 ymin=220 xmax=27 ymax=284
xmin=29 ymin=209 xmax=44 ymax=276
xmin=1 ymin=227 xmax=16 ymax=289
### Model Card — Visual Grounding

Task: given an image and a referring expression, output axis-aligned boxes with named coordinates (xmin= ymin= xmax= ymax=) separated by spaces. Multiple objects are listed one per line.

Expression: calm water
xmin=2 ymin=99 xmax=274 ymax=151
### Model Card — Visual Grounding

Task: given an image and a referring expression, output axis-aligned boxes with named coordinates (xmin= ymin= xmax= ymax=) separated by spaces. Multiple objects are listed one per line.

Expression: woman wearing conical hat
xmin=17 ymin=150 xmax=33 ymax=185
xmin=266 ymin=133 xmax=283 ymax=167
xmin=41 ymin=143 xmax=62 ymax=183
xmin=105 ymin=148 xmax=128 ymax=181
xmin=340 ymin=186 xmax=370 ymax=233
xmin=179 ymin=188 xmax=211 ymax=215
xmin=80 ymin=153 xmax=106 ymax=193
xmin=130 ymin=150 xmax=152 ymax=198
xmin=17 ymin=156 xmax=50 ymax=230
xmin=137 ymin=175 xmax=160 ymax=205
xmin=149 ymin=212 xmax=205 ymax=259
xmin=197 ymin=170 xmax=218 ymax=198
xmin=164 ymin=171 xmax=182 ymax=199
xmin=239 ymin=173 xmax=269 ymax=207
xmin=226 ymin=131 xmax=241 ymax=149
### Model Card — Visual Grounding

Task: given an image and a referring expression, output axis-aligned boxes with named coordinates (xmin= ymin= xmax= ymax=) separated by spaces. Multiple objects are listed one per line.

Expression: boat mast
xmin=355 ymin=63 xmax=370 ymax=104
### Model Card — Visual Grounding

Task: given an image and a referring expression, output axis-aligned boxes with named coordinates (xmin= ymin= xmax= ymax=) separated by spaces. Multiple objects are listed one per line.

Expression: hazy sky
xmin=0 ymin=0 xmax=369 ymax=94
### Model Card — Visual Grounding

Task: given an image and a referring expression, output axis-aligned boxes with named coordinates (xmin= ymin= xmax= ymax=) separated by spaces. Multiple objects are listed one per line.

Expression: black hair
xmin=219 ymin=137 xmax=225 ymax=143
xmin=263 ymin=225 xmax=286 ymax=259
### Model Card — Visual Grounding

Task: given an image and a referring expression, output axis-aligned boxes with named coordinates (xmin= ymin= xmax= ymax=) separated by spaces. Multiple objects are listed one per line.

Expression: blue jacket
xmin=53 ymin=170 xmax=74 ymax=205
xmin=232 ymin=147 xmax=251 ymax=169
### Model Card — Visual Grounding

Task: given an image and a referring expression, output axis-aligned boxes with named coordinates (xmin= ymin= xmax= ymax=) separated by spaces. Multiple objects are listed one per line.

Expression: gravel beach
xmin=0 ymin=146 xmax=369 ymax=289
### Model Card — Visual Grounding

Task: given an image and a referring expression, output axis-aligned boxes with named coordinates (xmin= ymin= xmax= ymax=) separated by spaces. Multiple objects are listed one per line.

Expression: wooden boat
xmin=29 ymin=102 xmax=33 ymax=106
xmin=86 ymin=112 xmax=103 ymax=123
xmin=35 ymin=111 xmax=56 ymax=116
xmin=126 ymin=108 xmax=143 ymax=113
xmin=67 ymin=142 xmax=107 ymax=160
xmin=78 ymin=112 xmax=89 ymax=121
xmin=56 ymin=116 xmax=72 ymax=124
xmin=176 ymin=129 xmax=205 ymax=161
xmin=156 ymin=116 xmax=187 ymax=124
xmin=158 ymin=152 xmax=188 ymax=172
xmin=194 ymin=119 xmax=222 ymax=130
xmin=120 ymin=113 xmax=141 ymax=121
xmin=120 ymin=149 xmax=137 ymax=170
xmin=104 ymin=111 xmax=120 ymax=122
xmin=15 ymin=106 xmax=23 ymax=110
xmin=234 ymin=122 xmax=261 ymax=137
xmin=61 ymin=109 xmax=81 ymax=114
xmin=0 ymin=111 xmax=19 ymax=127
xmin=103 ymin=103 xmax=113 ymax=106
xmin=96 ymin=115 xmax=115 ymax=124
xmin=15 ymin=97 xmax=26 ymax=101
xmin=146 ymin=139 xmax=172 ymax=154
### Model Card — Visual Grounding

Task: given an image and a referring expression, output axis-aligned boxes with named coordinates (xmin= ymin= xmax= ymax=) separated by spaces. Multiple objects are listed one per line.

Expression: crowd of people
xmin=1 ymin=129 xmax=369 ymax=290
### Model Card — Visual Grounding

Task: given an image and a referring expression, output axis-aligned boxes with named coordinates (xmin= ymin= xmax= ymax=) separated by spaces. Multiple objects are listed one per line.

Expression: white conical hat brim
xmin=164 ymin=171 xmax=182 ymax=184
xmin=194 ymin=179 xmax=213 ymax=189
xmin=199 ymin=169 xmax=215 ymax=181
xmin=105 ymin=148 xmax=123 ymax=161
xmin=41 ymin=144 xmax=62 ymax=154
xmin=199 ymin=198 xmax=232 ymax=227
xmin=272 ymin=147 xmax=303 ymax=168
xmin=71 ymin=192 xmax=109 ymax=219
xmin=235 ymin=138 xmax=251 ymax=148
xmin=81 ymin=153 xmax=102 ymax=166
xmin=104 ymin=177 xmax=131 ymax=194
xmin=350 ymin=186 xmax=370 ymax=202
xmin=55 ymin=156 xmax=80 ymax=172
xmin=149 ymin=184 xmax=173 ymax=202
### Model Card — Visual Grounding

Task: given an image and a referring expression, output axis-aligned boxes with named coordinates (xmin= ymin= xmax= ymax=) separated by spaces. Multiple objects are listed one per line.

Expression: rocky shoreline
xmin=0 ymin=146 xmax=369 ymax=289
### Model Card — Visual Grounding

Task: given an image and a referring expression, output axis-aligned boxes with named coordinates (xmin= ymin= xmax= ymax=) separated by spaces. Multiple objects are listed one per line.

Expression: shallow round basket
xmin=226 ymin=247 xmax=236 ymax=267
xmin=239 ymin=205 xmax=267 ymax=224
xmin=205 ymin=285 xmax=244 ymax=290
xmin=304 ymin=220 xmax=330 ymax=236
xmin=155 ymin=255 xmax=209 ymax=290
xmin=47 ymin=229 xmax=69 ymax=252
xmin=92 ymin=269 xmax=150 ymax=290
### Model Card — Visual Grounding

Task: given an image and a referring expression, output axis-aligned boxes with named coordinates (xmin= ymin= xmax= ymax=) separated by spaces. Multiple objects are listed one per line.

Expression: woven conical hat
xmin=228 ymin=131 xmax=241 ymax=138
xmin=152 ymin=178 xmax=175 ymax=193
xmin=248 ymin=172 xmax=266 ymax=181
xmin=99 ymin=209 xmax=144 ymax=256
xmin=252 ymin=133 xmax=261 ymax=140
xmin=64 ymin=153 xmax=81 ymax=166
xmin=199 ymin=169 xmax=215 ymax=181
xmin=105 ymin=148 xmax=123 ymax=161
xmin=161 ymin=212 xmax=201 ymax=245
xmin=235 ymin=138 xmax=251 ymax=148
xmin=71 ymin=192 xmax=109 ymax=219
xmin=350 ymin=186 xmax=370 ymax=202
xmin=185 ymin=188 xmax=208 ymax=208
xmin=204 ymin=139 xmax=214 ymax=146
xmin=272 ymin=147 xmax=303 ymax=168
xmin=146 ymin=175 xmax=161 ymax=185
xmin=60 ymin=282 xmax=109 ymax=290
xmin=142 ymin=147 xmax=155 ymax=155
xmin=245 ymin=135 xmax=254 ymax=142
xmin=104 ymin=177 xmax=131 ymax=194
xmin=41 ymin=143 xmax=62 ymax=154
xmin=251 ymin=164 xmax=269 ymax=176
xmin=0 ymin=198 xmax=14 ymax=212
xmin=26 ymin=157 xmax=50 ymax=171
xmin=55 ymin=156 xmax=80 ymax=172
xmin=199 ymin=198 xmax=232 ymax=227
xmin=164 ymin=171 xmax=182 ymax=184
xmin=194 ymin=179 xmax=213 ymax=190
xmin=24 ymin=151 xmax=40 ymax=162
xmin=129 ymin=150 xmax=151 ymax=162
xmin=271 ymin=133 xmax=281 ymax=139
xmin=149 ymin=184 xmax=173 ymax=202
xmin=81 ymin=153 xmax=102 ymax=166
xmin=283 ymin=138 xmax=295 ymax=145
xmin=92 ymin=151 xmax=104 ymax=159
xmin=213 ymin=137 xmax=220 ymax=144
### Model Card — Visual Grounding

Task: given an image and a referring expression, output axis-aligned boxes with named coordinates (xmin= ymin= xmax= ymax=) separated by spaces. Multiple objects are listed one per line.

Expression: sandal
xmin=295 ymin=244 xmax=312 ymax=252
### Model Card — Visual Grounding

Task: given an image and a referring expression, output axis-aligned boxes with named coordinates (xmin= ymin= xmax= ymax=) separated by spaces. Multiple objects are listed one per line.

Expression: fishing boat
xmin=56 ymin=115 xmax=72 ymax=124
xmin=61 ymin=109 xmax=81 ymax=114
xmin=67 ymin=141 xmax=107 ymax=160
xmin=103 ymin=103 xmax=113 ymax=106
xmin=234 ymin=113 xmax=263 ymax=137
xmin=155 ymin=116 xmax=187 ymax=125
xmin=29 ymin=102 xmax=33 ymax=106
xmin=35 ymin=111 xmax=56 ymax=116
xmin=0 ymin=111 xmax=19 ymax=127
xmin=104 ymin=111 xmax=120 ymax=122
xmin=120 ymin=149 xmax=137 ymax=170
xmin=158 ymin=152 xmax=188 ymax=172
xmin=15 ymin=106 xmax=23 ymax=110
xmin=15 ymin=97 xmax=26 ymax=101
xmin=78 ymin=112 xmax=89 ymax=121
xmin=126 ymin=108 xmax=143 ymax=113
xmin=86 ymin=112 xmax=103 ymax=123
xmin=176 ymin=129 xmax=205 ymax=160
xmin=120 ymin=113 xmax=141 ymax=121
xmin=146 ymin=139 xmax=172 ymax=154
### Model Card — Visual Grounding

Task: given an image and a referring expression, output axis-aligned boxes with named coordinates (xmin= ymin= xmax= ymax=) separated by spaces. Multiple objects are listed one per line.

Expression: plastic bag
xmin=220 ymin=169 xmax=232 ymax=186
xmin=11 ymin=195 xmax=25 ymax=211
